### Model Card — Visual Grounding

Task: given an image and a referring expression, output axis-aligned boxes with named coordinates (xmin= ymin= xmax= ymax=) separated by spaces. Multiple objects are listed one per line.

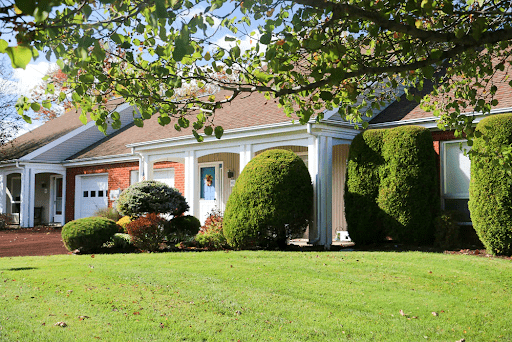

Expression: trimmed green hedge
xmin=344 ymin=129 xmax=385 ymax=244
xmin=223 ymin=149 xmax=313 ymax=249
xmin=345 ymin=126 xmax=438 ymax=244
xmin=378 ymin=125 xmax=438 ymax=243
xmin=61 ymin=217 xmax=119 ymax=252
xmin=469 ymin=114 xmax=512 ymax=256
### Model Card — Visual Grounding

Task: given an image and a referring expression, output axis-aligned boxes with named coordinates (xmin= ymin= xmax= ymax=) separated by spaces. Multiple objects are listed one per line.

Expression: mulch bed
xmin=0 ymin=227 xmax=510 ymax=260
xmin=0 ymin=226 xmax=68 ymax=258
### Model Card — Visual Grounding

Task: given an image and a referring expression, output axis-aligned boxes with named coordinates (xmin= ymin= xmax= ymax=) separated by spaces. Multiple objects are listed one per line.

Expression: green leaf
xmin=15 ymin=0 xmax=36 ymax=14
xmin=30 ymin=102 xmax=40 ymax=112
xmin=134 ymin=118 xmax=144 ymax=127
xmin=192 ymin=129 xmax=204 ymax=142
xmin=158 ymin=115 xmax=171 ymax=125
xmin=204 ymin=126 xmax=213 ymax=135
xmin=214 ymin=126 xmax=224 ymax=139
xmin=260 ymin=33 xmax=271 ymax=45
xmin=0 ymin=39 xmax=7 ymax=53
xmin=6 ymin=46 xmax=33 ymax=69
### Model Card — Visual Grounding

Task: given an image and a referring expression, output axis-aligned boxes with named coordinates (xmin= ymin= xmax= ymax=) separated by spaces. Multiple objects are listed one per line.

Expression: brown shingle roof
xmin=371 ymin=62 xmax=512 ymax=124
xmin=69 ymin=91 xmax=298 ymax=160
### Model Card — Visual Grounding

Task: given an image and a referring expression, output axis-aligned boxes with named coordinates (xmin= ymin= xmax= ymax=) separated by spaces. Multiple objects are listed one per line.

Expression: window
xmin=441 ymin=141 xmax=471 ymax=222
xmin=98 ymin=190 xmax=104 ymax=197
xmin=91 ymin=191 xmax=96 ymax=197
xmin=83 ymin=191 xmax=88 ymax=197
xmin=130 ymin=170 xmax=139 ymax=185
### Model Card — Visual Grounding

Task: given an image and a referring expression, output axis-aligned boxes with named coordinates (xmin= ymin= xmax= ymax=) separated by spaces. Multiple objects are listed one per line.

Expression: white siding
xmin=32 ymin=105 xmax=136 ymax=162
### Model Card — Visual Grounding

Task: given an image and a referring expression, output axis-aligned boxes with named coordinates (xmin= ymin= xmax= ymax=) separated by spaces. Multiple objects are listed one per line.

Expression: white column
xmin=0 ymin=172 xmax=5 ymax=214
xmin=239 ymin=144 xmax=254 ymax=172
xmin=140 ymin=154 xmax=152 ymax=181
xmin=20 ymin=167 xmax=31 ymax=227
xmin=309 ymin=135 xmax=333 ymax=249
xmin=308 ymin=136 xmax=319 ymax=244
xmin=184 ymin=150 xmax=198 ymax=217
xmin=61 ymin=172 xmax=66 ymax=225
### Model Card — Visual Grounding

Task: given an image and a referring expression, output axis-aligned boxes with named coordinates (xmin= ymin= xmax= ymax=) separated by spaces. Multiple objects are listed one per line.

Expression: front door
xmin=51 ymin=176 xmax=63 ymax=224
xmin=199 ymin=164 xmax=221 ymax=224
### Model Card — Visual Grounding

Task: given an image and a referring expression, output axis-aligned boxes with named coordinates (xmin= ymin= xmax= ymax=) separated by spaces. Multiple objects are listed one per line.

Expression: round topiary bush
xmin=116 ymin=180 xmax=189 ymax=218
xmin=469 ymin=113 xmax=512 ymax=256
xmin=163 ymin=215 xmax=201 ymax=244
xmin=61 ymin=217 xmax=119 ymax=252
xmin=223 ymin=149 xmax=313 ymax=249
xmin=344 ymin=129 xmax=386 ymax=245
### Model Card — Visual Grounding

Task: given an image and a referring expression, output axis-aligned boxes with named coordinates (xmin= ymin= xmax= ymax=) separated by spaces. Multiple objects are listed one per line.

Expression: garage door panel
xmin=79 ymin=175 xmax=108 ymax=219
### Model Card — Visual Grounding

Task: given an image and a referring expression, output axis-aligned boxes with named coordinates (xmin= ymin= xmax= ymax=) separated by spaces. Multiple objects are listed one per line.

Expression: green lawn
xmin=0 ymin=251 xmax=511 ymax=341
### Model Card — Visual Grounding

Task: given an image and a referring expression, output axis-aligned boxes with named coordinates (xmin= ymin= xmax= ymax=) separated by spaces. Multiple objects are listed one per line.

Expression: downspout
xmin=306 ymin=123 xmax=321 ymax=245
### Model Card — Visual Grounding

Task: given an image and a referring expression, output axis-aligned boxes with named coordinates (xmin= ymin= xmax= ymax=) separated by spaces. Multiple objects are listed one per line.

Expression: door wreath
xmin=205 ymin=174 xmax=213 ymax=187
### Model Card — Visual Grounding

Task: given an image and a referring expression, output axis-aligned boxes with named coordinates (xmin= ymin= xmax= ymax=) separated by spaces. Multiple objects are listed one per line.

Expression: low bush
xmin=116 ymin=216 xmax=132 ymax=233
xmin=61 ymin=217 xmax=119 ymax=252
xmin=434 ymin=211 xmax=464 ymax=250
xmin=116 ymin=181 xmax=189 ymax=218
xmin=0 ymin=214 xmax=11 ymax=230
xmin=164 ymin=215 xmax=201 ymax=244
xmin=125 ymin=213 xmax=164 ymax=252
xmin=94 ymin=207 xmax=122 ymax=221
xmin=469 ymin=113 xmax=512 ymax=256
xmin=223 ymin=149 xmax=313 ymax=249
xmin=111 ymin=233 xmax=133 ymax=249
xmin=195 ymin=210 xmax=227 ymax=250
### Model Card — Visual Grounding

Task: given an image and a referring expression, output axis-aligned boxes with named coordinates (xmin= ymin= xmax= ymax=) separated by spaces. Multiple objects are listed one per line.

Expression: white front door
xmin=199 ymin=164 xmax=222 ymax=224
xmin=51 ymin=176 xmax=64 ymax=224
xmin=79 ymin=175 xmax=108 ymax=219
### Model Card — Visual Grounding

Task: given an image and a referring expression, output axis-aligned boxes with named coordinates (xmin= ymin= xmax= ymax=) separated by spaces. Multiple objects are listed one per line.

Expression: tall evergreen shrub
xmin=378 ymin=126 xmax=438 ymax=243
xmin=223 ymin=149 xmax=313 ymax=249
xmin=469 ymin=114 xmax=512 ymax=256
xmin=344 ymin=130 xmax=385 ymax=244
xmin=345 ymin=126 xmax=438 ymax=244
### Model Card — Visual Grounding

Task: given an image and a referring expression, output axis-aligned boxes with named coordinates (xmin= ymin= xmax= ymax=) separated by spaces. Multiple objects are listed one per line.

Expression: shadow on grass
xmin=5 ymin=267 xmax=39 ymax=271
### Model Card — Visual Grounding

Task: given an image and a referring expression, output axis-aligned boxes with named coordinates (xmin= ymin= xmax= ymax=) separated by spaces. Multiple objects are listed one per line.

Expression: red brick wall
xmin=66 ymin=161 xmax=185 ymax=223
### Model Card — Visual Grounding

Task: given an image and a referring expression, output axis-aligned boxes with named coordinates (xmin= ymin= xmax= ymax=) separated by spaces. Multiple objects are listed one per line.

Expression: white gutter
xmin=369 ymin=107 xmax=512 ymax=129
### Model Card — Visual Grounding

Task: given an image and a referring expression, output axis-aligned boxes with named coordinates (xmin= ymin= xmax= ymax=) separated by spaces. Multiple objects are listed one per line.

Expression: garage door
xmin=79 ymin=175 xmax=108 ymax=219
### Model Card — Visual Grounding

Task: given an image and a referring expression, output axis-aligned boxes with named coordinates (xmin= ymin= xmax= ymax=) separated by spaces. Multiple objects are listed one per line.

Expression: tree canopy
xmin=4 ymin=0 xmax=512 ymax=142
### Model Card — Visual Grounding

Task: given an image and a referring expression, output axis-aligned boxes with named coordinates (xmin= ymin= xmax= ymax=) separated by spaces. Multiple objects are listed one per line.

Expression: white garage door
xmin=130 ymin=168 xmax=175 ymax=187
xmin=79 ymin=175 xmax=108 ymax=219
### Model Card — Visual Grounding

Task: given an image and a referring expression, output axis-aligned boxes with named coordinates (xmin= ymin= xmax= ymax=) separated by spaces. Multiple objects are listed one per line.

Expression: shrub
xmin=223 ymin=149 xmax=313 ymax=249
xmin=164 ymin=215 xmax=201 ymax=244
xmin=111 ymin=233 xmax=133 ymax=249
xmin=344 ymin=129 xmax=386 ymax=245
xmin=469 ymin=114 xmax=512 ymax=256
xmin=434 ymin=211 xmax=464 ymax=250
xmin=378 ymin=126 xmax=438 ymax=244
xmin=125 ymin=213 xmax=164 ymax=252
xmin=0 ymin=214 xmax=11 ymax=230
xmin=116 ymin=216 xmax=132 ymax=233
xmin=345 ymin=126 xmax=438 ymax=245
xmin=61 ymin=217 xmax=119 ymax=252
xmin=94 ymin=206 xmax=122 ymax=221
xmin=116 ymin=180 xmax=189 ymax=218
xmin=195 ymin=209 xmax=227 ymax=250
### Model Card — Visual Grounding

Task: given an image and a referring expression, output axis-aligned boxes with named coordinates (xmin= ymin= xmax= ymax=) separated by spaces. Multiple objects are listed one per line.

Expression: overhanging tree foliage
xmin=4 ymin=0 xmax=512 ymax=143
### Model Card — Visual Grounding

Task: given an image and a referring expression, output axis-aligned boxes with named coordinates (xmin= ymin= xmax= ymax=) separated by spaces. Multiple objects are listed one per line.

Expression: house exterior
xmin=2 ymin=69 xmax=511 ymax=248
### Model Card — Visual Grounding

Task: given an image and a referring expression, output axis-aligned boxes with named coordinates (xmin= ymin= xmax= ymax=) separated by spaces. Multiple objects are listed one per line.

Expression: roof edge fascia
xmin=369 ymin=107 xmax=512 ymax=129
xmin=64 ymin=153 xmax=138 ymax=167
xmin=127 ymin=121 xmax=302 ymax=149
